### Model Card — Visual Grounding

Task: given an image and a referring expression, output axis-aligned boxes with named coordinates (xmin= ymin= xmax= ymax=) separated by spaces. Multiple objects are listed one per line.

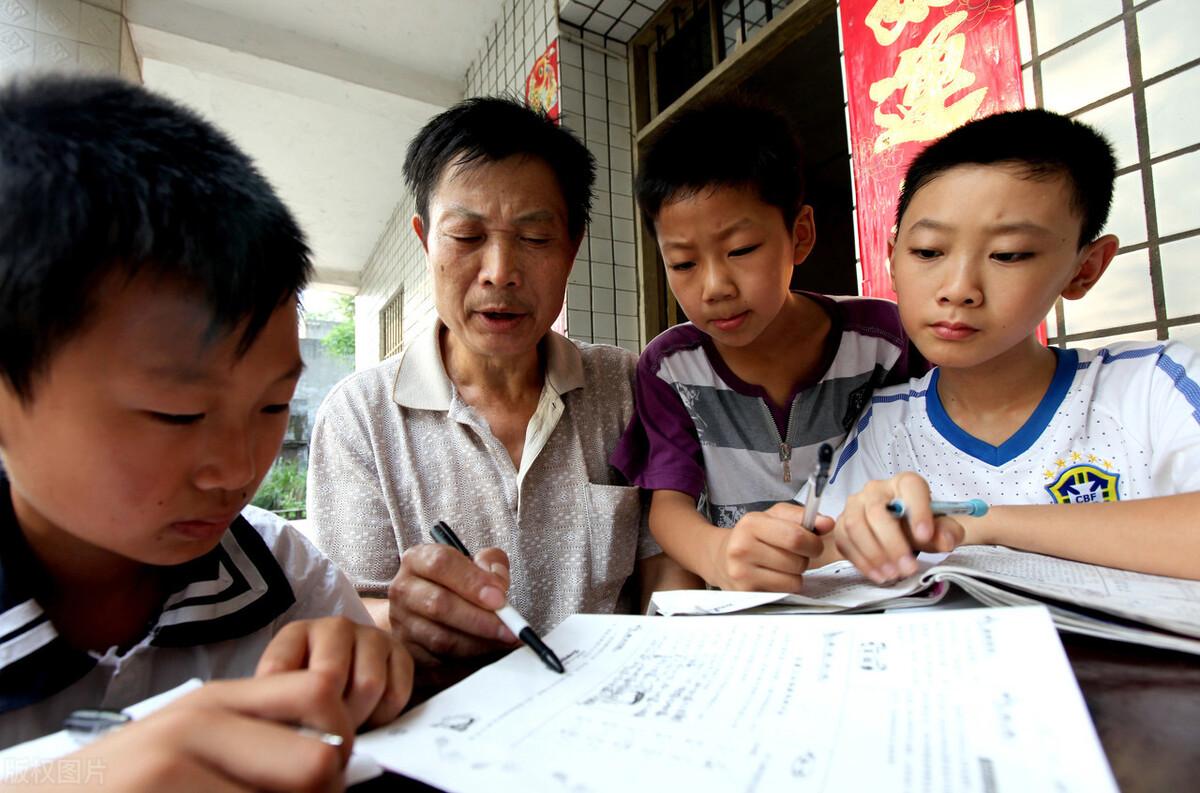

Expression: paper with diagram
xmin=356 ymin=607 xmax=1115 ymax=793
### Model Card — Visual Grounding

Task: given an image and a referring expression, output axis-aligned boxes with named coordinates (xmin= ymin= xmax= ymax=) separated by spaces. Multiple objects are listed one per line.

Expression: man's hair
xmin=896 ymin=108 xmax=1117 ymax=247
xmin=0 ymin=74 xmax=311 ymax=402
xmin=402 ymin=96 xmax=595 ymax=239
xmin=636 ymin=97 xmax=806 ymax=230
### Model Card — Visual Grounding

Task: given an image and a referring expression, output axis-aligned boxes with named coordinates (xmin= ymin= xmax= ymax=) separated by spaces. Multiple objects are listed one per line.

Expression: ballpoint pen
xmin=795 ymin=443 xmax=834 ymax=532
xmin=63 ymin=708 xmax=344 ymax=746
xmin=886 ymin=498 xmax=989 ymax=519
xmin=430 ymin=520 xmax=565 ymax=674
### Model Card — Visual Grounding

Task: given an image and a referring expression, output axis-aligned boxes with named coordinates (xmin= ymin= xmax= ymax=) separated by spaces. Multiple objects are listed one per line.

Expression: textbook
xmin=649 ymin=545 xmax=1200 ymax=655
xmin=354 ymin=608 xmax=1117 ymax=793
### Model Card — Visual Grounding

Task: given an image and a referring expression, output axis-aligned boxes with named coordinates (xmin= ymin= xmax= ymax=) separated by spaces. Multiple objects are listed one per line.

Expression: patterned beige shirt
xmin=307 ymin=322 xmax=658 ymax=633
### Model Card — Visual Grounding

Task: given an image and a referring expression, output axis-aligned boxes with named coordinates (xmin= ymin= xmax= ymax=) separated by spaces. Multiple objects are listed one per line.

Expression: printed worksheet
xmin=356 ymin=607 xmax=1116 ymax=793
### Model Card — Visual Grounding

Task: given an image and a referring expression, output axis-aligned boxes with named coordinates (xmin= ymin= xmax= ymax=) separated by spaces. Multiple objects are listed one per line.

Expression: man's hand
xmin=711 ymin=502 xmax=832 ymax=592
xmin=386 ymin=544 xmax=519 ymax=666
xmin=256 ymin=617 xmax=413 ymax=728
xmin=6 ymin=672 xmax=353 ymax=793
xmin=834 ymin=471 xmax=964 ymax=583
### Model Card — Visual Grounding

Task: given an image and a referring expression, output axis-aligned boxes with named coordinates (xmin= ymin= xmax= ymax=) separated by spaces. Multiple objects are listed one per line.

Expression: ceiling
xmin=126 ymin=0 xmax=507 ymax=290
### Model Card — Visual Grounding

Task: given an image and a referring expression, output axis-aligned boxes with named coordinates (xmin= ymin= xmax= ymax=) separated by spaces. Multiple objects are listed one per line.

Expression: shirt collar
xmin=391 ymin=319 xmax=586 ymax=410
xmin=0 ymin=476 xmax=294 ymax=714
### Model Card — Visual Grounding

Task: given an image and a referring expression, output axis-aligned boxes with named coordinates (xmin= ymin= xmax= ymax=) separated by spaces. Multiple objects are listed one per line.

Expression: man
xmin=308 ymin=97 xmax=695 ymax=674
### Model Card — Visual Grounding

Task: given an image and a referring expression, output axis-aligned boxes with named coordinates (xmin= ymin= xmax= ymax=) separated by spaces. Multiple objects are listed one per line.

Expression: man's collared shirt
xmin=308 ymin=322 xmax=658 ymax=634
xmin=0 ymin=483 xmax=370 ymax=748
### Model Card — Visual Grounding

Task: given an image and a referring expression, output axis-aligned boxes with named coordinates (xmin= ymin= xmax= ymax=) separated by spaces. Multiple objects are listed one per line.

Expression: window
xmin=1020 ymin=0 xmax=1200 ymax=346
xmin=379 ymin=288 xmax=404 ymax=359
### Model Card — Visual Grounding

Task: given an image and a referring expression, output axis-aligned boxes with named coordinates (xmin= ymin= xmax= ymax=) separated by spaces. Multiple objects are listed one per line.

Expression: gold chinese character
xmin=868 ymin=11 xmax=988 ymax=153
xmin=866 ymin=0 xmax=956 ymax=46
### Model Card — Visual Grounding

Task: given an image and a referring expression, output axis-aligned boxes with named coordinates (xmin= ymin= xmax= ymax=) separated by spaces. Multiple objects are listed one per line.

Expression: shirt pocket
xmin=583 ymin=482 xmax=642 ymax=600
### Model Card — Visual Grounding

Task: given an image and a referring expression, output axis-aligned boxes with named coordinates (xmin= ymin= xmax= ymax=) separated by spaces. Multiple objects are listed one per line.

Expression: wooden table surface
xmin=353 ymin=632 xmax=1200 ymax=792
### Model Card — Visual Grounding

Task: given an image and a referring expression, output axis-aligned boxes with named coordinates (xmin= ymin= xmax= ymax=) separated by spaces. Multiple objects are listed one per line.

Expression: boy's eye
xmin=448 ymin=233 xmax=483 ymax=243
xmin=521 ymin=236 xmax=550 ymax=245
xmin=992 ymin=251 xmax=1034 ymax=263
xmin=729 ymin=244 xmax=760 ymax=257
xmin=262 ymin=403 xmax=290 ymax=415
xmin=150 ymin=411 xmax=204 ymax=426
xmin=667 ymin=261 xmax=695 ymax=272
xmin=909 ymin=248 xmax=941 ymax=260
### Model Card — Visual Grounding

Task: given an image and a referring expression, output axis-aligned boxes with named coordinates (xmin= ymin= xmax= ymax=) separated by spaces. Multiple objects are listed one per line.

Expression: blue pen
xmin=886 ymin=498 xmax=989 ymax=519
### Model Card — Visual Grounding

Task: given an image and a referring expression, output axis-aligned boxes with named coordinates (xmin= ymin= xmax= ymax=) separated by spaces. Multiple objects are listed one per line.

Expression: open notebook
xmin=649 ymin=545 xmax=1200 ymax=655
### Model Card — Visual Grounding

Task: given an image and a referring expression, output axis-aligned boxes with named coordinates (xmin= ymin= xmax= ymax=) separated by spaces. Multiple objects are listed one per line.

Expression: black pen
xmin=430 ymin=521 xmax=565 ymax=674
xmin=795 ymin=443 xmax=834 ymax=532
xmin=63 ymin=708 xmax=344 ymax=746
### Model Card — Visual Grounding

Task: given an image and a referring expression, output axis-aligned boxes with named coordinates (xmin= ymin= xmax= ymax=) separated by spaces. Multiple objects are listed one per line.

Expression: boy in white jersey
xmin=822 ymin=109 xmax=1200 ymax=584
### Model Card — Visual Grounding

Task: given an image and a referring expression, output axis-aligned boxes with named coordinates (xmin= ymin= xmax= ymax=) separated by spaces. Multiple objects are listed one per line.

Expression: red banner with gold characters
xmin=840 ymin=0 xmax=1025 ymax=300
xmin=526 ymin=41 xmax=560 ymax=122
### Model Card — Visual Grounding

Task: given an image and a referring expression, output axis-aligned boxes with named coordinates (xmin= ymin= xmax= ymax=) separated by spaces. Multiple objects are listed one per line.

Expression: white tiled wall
xmin=354 ymin=191 xmax=432 ymax=371
xmin=558 ymin=24 xmax=639 ymax=352
xmin=357 ymin=0 xmax=646 ymax=366
xmin=0 ymin=0 xmax=138 ymax=83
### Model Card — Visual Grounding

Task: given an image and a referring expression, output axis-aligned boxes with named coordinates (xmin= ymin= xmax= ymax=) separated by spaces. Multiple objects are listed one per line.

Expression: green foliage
xmin=320 ymin=294 xmax=355 ymax=360
xmin=252 ymin=460 xmax=306 ymax=518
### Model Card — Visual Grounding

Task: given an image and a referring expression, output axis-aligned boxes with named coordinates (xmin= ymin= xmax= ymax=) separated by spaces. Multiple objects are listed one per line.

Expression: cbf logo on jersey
xmin=1045 ymin=462 xmax=1121 ymax=504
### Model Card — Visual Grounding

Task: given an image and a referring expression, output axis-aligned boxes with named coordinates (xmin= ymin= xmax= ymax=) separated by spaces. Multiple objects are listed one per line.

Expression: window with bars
xmin=1017 ymin=0 xmax=1200 ymax=348
xmin=379 ymin=288 xmax=404 ymax=360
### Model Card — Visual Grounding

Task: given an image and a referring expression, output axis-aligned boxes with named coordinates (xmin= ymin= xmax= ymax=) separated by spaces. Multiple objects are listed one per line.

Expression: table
xmin=1065 ymin=634 xmax=1200 ymax=792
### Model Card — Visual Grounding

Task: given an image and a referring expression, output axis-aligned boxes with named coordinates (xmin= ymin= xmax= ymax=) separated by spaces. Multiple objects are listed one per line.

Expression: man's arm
xmin=634 ymin=552 xmax=704 ymax=611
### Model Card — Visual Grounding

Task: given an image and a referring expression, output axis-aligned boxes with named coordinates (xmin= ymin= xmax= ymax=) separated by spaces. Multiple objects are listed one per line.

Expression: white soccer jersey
xmin=821 ymin=341 xmax=1200 ymax=517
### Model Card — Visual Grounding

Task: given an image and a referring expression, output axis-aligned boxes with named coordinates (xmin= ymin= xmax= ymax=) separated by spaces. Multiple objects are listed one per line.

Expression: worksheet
xmin=356 ymin=607 xmax=1116 ymax=793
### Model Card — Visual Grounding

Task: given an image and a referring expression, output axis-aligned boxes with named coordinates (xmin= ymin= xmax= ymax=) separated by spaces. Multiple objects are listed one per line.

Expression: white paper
xmin=357 ymin=607 xmax=1116 ymax=793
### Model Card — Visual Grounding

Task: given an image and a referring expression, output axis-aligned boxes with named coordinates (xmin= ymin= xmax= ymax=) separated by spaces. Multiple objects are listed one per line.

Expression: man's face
xmin=417 ymin=155 xmax=580 ymax=362
xmin=0 ymin=272 xmax=302 ymax=568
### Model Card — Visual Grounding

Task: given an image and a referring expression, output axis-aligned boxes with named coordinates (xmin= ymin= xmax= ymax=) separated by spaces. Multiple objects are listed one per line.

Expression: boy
xmin=822 ymin=109 xmax=1200 ymax=583
xmin=0 ymin=73 xmax=412 ymax=756
xmin=612 ymin=100 xmax=923 ymax=592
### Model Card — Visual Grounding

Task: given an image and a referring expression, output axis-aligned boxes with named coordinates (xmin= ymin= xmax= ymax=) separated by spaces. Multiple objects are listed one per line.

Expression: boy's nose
xmin=936 ymin=261 xmax=983 ymax=307
xmin=701 ymin=261 xmax=736 ymax=302
xmin=194 ymin=425 xmax=258 ymax=492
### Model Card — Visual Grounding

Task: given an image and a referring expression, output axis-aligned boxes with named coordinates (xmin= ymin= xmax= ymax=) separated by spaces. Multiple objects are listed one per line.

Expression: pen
xmin=795 ymin=443 xmax=834 ymax=533
xmin=63 ymin=708 xmax=344 ymax=746
xmin=430 ymin=520 xmax=565 ymax=674
xmin=886 ymin=498 xmax=989 ymax=519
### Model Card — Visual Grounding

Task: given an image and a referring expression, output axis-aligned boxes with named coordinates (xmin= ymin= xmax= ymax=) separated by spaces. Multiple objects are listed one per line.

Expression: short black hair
xmin=636 ymin=97 xmax=806 ymax=230
xmin=896 ymin=108 xmax=1117 ymax=247
xmin=402 ymin=96 xmax=595 ymax=239
xmin=0 ymin=73 xmax=311 ymax=402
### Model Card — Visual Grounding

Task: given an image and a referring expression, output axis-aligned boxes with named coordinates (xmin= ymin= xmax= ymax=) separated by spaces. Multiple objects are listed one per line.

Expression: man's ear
xmin=1062 ymin=233 xmax=1119 ymax=300
xmin=791 ymin=205 xmax=817 ymax=265
xmin=412 ymin=214 xmax=429 ymax=252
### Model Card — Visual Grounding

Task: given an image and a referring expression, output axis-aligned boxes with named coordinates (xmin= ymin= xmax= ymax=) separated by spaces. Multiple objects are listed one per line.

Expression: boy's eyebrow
xmin=148 ymin=358 xmax=305 ymax=385
xmin=659 ymin=218 xmax=755 ymax=250
xmin=906 ymin=218 xmax=1056 ymax=236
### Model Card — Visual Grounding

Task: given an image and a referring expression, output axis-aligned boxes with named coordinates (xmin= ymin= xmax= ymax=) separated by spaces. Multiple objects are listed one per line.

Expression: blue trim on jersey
xmin=927 ymin=347 xmax=1079 ymax=467
xmin=1155 ymin=352 xmax=1200 ymax=426
xmin=830 ymin=387 xmax=928 ymax=483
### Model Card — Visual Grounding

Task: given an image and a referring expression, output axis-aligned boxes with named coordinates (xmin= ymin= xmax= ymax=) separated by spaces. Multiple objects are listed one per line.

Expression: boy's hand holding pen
xmin=833 ymin=471 xmax=987 ymax=584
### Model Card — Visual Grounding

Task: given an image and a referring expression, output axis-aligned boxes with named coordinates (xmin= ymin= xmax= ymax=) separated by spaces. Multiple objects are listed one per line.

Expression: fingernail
xmin=490 ymin=563 xmax=507 ymax=579
xmin=900 ymin=555 xmax=918 ymax=576
xmin=880 ymin=563 xmax=897 ymax=580
xmin=498 ymin=625 xmax=517 ymax=642
xmin=479 ymin=586 xmax=504 ymax=609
